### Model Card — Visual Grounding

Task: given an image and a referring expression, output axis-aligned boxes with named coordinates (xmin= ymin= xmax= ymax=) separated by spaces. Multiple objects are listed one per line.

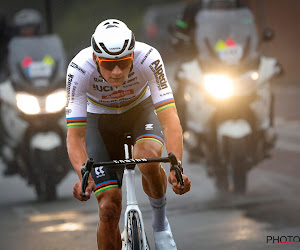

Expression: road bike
xmin=81 ymin=134 xmax=184 ymax=250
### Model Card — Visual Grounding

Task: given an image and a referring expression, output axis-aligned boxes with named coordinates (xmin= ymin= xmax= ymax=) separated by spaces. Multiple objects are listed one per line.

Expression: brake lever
xmin=81 ymin=158 xmax=94 ymax=196
xmin=171 ymin=165 xmax=184 ymax=190
xmin=81 ymin=171 xmax=90 ymax=196
xmin=168 ymin=152 xmax=184 ymax=190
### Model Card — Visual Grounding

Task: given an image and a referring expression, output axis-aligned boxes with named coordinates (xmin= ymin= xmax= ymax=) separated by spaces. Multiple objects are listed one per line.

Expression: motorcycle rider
xmin=169 ymin=0 xmax=248 ymax=132
xmin=0 ymin=10 xmax=10 ymax=81
xmin=0 ymin=10 xmax=10 ymax=168
xmin=169 ymin=0 xmax=277 ymax=162
xmin=11 ymin=8 xmax=43 ymax=37
xmin=1 ymin=8 xmax=44 ymax=176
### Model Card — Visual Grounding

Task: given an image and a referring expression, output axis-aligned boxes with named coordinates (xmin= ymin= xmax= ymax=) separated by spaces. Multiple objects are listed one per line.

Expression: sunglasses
xmin=97 ymin=53 xmax=134 ymax=71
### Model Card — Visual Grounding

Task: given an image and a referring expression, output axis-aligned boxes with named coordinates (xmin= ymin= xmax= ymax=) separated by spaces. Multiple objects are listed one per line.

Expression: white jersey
xmin=66 ymin=42 xmax=175 ymax=127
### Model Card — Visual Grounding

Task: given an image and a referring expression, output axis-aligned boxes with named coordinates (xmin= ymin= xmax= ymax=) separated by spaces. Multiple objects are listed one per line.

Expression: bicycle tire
xmin=128 ymin=211 xmax=142 ymax=250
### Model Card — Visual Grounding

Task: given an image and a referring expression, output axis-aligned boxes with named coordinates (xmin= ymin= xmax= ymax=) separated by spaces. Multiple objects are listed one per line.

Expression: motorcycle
xmin=0 ymin=34 xmax=70 ymax=201
xmin=173 ymin=7 xmax=281 ymax=194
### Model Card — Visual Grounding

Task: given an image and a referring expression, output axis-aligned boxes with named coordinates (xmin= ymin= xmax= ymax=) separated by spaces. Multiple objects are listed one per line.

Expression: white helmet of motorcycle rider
xmin=91 ymin=19 xmax=135 ymax=59
xmin=204 ymin=0 xmax=246 ymax=9
xmin=13 ymin=8 xmax=43 ymax=37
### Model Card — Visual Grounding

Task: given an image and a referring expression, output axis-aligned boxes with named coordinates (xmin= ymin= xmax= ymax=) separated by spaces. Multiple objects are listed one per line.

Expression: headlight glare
xmin=250 ymin=71 xmax=259 ymax=81
xmin=16 ymin=93 xmax=40 ymax=114
xmin=46 ymin=90 xmax=67 ymax=113
xmin=203 ymin=74 xmax=234 ymax=99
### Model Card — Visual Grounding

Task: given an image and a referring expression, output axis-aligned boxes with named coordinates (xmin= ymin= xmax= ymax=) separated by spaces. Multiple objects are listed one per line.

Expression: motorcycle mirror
xmin=262 ymin=27 xmax=275 ymax=41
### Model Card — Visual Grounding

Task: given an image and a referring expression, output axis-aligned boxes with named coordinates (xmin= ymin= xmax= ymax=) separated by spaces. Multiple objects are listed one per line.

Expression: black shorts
xmin=85 ymin=97 xmax=164 ymax=196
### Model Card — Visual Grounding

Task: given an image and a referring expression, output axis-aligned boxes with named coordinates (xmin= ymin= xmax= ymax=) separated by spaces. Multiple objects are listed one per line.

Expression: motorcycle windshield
xmin=194 ymin=8 xmax=259 ymax=66
xmin=8 ymin=34 xmax=67 ymax=94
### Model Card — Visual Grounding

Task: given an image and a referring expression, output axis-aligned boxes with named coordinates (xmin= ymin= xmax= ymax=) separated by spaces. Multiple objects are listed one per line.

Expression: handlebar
xmin=81 ymin=152 xmax=184 ymax=196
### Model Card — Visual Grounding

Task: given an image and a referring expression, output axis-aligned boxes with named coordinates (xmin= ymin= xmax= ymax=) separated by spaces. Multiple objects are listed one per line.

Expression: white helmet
xmin=91 ymin=19 xmax=135 ymax=59
xmin=13 ymin=8 xmax=42 ymax=27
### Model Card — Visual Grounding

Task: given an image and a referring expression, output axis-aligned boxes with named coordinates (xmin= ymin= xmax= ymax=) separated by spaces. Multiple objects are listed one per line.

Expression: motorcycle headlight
xmin=203 ymin=74 xmax=234 ymax=99
xmin=46 ymin=89 xmax=67 ymax=113
xmin=16 ymin=93 xmax=40 ymax=114
xmin=250 ymin=71 xmax=259 ymax=81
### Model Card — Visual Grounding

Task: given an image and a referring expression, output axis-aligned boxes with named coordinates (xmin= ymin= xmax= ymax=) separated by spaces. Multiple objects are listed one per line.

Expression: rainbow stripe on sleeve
xmin=136 ymin=134 xmax=164 ymax=147
xmin=66 ymin=117 xmax=87 ymax=128
xmin=94 ymin=180 xmax=119 ymax=195
xmin=154 ymin=98 xmax=176 ymax=113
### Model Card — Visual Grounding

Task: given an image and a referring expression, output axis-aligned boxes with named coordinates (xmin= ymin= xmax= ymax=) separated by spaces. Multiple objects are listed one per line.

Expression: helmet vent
xmin=100 ymin=39 xmax=129 ymax=56
xmin=92 ymin=36 xmax=102 ymax=54
xmin=128 ymin=33 xmax=135 ymax=50
xmin=106 ymin=24 xmax=118 ymax=29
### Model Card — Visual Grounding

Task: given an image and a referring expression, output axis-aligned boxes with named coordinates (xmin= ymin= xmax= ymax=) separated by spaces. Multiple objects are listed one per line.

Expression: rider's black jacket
xmin=0 ymin=10 xmax=10 ymax=80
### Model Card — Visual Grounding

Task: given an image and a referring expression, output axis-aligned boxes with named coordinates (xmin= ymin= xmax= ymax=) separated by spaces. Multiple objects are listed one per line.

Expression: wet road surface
xmin=0 ymin=84 xmax=300 ymax=249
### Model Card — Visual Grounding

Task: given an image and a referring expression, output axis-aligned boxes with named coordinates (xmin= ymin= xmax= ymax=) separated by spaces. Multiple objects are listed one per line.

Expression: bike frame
xmin=81 ymin=134 xmax=183 ymax=249
xmin=122 ymin=170 xmax=149 ymax=249
xmin=121 ymin=142 xmax=149 ymax=250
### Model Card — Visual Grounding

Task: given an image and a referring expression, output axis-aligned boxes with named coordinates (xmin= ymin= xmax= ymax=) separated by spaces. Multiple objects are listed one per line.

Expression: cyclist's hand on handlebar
xmin=73 ymin=179 xmax=95 ymax=201
xmin=168 ymin=171 xmax=191 ymax=195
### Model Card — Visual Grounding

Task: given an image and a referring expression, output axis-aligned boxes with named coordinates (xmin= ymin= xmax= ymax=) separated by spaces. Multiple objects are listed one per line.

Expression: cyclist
xmin=66 ymin=19 xmax=191 ymax=250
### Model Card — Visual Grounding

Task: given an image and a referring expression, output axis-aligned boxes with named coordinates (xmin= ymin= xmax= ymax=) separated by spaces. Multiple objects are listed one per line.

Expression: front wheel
xmin=34 ymin=177 xmax=57 ymax=201
xmin=227 ymin=138 xmax=250 ymax=194
xmin=128 ymin=211 xmax=141 ymax=250
xmin=30 ymin=148 xmax=58 ymax=202
xmin=127 ymin=211 xmax=150 ymax=250
xmin=232 ymin=157 xmax=247 ymax=194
